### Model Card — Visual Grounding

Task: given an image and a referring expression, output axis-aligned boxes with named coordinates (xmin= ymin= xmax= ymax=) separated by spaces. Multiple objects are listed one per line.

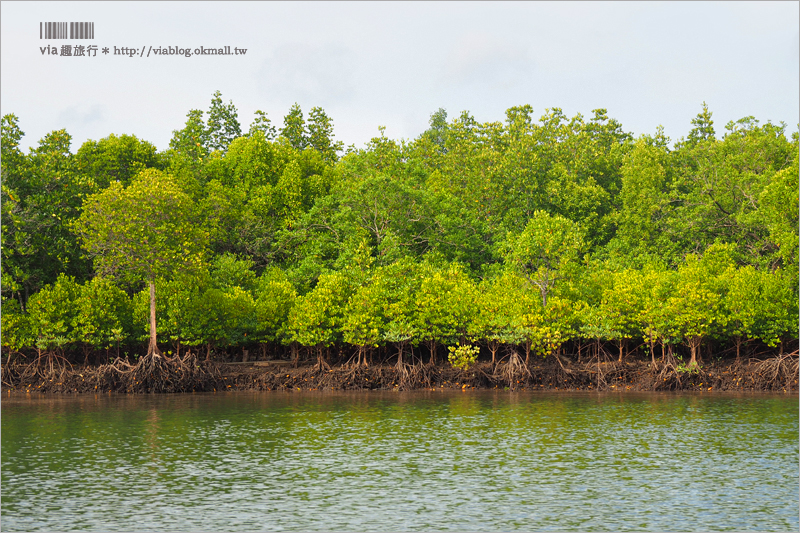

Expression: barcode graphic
xmin=40 ymin=22 xmax=94 ymax=39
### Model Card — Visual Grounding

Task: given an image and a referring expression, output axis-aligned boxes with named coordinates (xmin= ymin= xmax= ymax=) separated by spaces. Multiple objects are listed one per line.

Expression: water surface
xmin=2 ymin=391 xmax=797 ymax=531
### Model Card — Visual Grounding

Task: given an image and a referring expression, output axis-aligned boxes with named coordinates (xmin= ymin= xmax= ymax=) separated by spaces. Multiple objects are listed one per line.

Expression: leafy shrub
xmin=448 ymin=344 xmax=479 ymax=370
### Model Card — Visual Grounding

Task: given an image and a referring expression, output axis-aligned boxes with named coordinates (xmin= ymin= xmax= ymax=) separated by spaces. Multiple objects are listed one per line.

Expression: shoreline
xmin=3 ymin=355 xmax=797 ymax=395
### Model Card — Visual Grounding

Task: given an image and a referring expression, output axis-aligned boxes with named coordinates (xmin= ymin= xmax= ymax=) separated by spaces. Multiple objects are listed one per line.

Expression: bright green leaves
xmin=275 ymin=159 xmax=304 ymax=227
xmin=469 ymin=271 xmax=520 ymax=361
xmin=211 ymin=253 xmax=257 ymax=292
xmin=2 ymin=275 xmax=134 ymax=354
xmin=665 ymin=245 xmax=733 ymax=365
xmin=412 ymin=261 xmax=477 ymax=356
xmin=24 ymin=274 xmax=80 ymax=352
xmin=75 ymin=168 xmax=208 ymax=285
xmin=0 ymin=298 xmax=32 ymax=353
xmin=617 ymin=139 xmax=673 ymax=258
xmin=74 ymin=168 xmax=208 ymax=353
xmin=278 ymin=103 xmax=343 ymax=162
xmin=504 ymin=210 xmax=584 ymax=307
xmin=75 ymin=134 xmax=162 ymax=190
xmin=4 ymin=102 xmax=797 ymax=362
xmin=448 ymin=344 xmax=479 ymax=370
xmin=758 ymin=159 xmax=799 ymax=273
xmin=284 ymin=270 xmax=352 ymax=349
xmin=342 ymin=280 xmax=386 ymax=352
xmin=74 ymin=276 xmax=134 ymax=349
xmin=252 ymin=268 xmax=297 ymax=344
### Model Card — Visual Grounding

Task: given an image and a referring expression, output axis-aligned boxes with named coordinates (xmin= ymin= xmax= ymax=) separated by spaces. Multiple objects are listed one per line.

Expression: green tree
xmin=599 ymin=268 xmax=644 ymax=362
xmin=169 ymin=109 xmax=209 ymax=161
xmin=1 ymin=120 xmax=91 ymax=303
xmin=685 ymin=102 xmax=716 ymax=147
xmin=754 ymin=268 xmax=798 ymax=351
xmin=284 ymin=270 xmax=353 ymax=367
xmin=420 ymin=107 xmax=449 ymax=155
xmin=73 ymin=276 xmax=133 ymax=361
xmin=185 ymin=286 xmax=256 ymax=358
xmin=249 ymin=110 xmax=277 ymax=140
xmin=469 ymin=271 xmax=520 ymax=364
xmin=206 ymin=90 xmax=242 ymax=153
xmin=666 ymin=245 xmax=732 ymax=367
xmin=307 ymin=106 xmax=343 ymax=163
xmin=252 ymin=268 xmax=297 ymax=355
xmin=154 ymin=271 xmax=210 ymax=357
xmin=616 ymin=139 xmax=674 ymax=259
xmin=0 ymin=298 xmax=33 ymax=360
xmin=75 ymin=134 xmax=162 ymax=190
xmin=758 ymin=156 xmax=799 ymax=273
xmin=342 ymin=278 xmax=386 ymax=366
xmin=74 ymin=169 xmax=208 ymax=356
xmin=378 ymin=259 xmax=422 ymax=368
xmin=413 ymin=261 xmax=477 ymax=364
xmin=722 ymin=265 xmax=763 ymax=359
xmin=25 ymin=274 xmax=81 ymax=355
xmin=504 ymin=211 xmax=584 ymax=307
xmin=210 ymin=253 xmax=257 ymax=292
xmin=281 ymin=103 xmax=307 ymax=150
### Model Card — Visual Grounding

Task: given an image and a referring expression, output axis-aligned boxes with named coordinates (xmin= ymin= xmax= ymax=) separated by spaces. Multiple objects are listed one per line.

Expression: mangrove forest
xmin=1 ymin=94 xmax=798 ymax=393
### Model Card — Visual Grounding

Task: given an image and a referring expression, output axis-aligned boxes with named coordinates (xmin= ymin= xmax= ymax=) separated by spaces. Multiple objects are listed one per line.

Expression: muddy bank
xmin=3 ymin=352 xmax=797 ymax=394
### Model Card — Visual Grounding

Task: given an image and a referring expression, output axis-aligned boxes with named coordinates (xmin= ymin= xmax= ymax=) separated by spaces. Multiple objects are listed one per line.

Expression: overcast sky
xmin=2 ymin=1 xmax=798 ymax=153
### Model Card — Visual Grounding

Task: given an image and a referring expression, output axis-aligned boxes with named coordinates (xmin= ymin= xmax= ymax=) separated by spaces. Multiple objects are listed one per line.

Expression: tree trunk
xmin=688 ymin=336 xmax=701 ymax=367
xmin=148 ymin=279 xmax=160 ymax=356
xmin=649 ymin=337 xmax=656 ymax=366
xmin=317 ymin=346 xmax=327 ymax=368
xmin=618 ymin=340 xmax=624 ymax=363
xmin=427 ymin=340 xmax=437 ymax=366
xmin=395 ymin=343 xmax=404 ymax=370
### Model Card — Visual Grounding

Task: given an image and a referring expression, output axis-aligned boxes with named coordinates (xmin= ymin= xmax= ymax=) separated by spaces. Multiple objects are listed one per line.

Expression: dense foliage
xmin=2 ymin=96 xmax=797 ymax=367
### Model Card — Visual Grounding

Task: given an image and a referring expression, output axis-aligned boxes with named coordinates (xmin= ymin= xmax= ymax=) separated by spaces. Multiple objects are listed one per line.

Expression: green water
xmin=2 ymin=391 xmax=797 ymax=532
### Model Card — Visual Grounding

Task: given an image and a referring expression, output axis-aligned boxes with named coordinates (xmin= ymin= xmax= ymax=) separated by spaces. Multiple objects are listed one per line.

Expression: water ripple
xmin=2 ymin=392 xmax=797 ymax=532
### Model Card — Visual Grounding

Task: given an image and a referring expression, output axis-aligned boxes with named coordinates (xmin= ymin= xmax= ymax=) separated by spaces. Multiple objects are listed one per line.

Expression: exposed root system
xmin=4 ymin=353 xmax=797 ymax=394
xmin=6 ymin=351 xmax=222 ymax=393
xmin=752 ymin=352 xmax=799 ymax=390
xmin=498 ymin=351 xmax=530 ymax=389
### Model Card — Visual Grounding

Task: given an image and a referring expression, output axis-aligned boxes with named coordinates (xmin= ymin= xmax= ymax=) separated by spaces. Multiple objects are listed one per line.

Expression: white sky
xmin=2 ymin=1 xmax=798 ymax=153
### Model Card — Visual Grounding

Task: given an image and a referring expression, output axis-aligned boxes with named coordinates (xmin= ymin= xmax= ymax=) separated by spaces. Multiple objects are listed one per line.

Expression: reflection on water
xmin=2 ymin=391 xmax=798 ymax=532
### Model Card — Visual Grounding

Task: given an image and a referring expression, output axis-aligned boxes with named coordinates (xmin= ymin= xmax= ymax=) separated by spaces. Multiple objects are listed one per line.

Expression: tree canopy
xmin=2 ymin=97 xmax=796 ymax=367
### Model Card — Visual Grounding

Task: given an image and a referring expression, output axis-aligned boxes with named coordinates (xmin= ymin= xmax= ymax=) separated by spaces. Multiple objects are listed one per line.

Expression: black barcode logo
xmin=40 ymin=22 xmax=95 ymax=39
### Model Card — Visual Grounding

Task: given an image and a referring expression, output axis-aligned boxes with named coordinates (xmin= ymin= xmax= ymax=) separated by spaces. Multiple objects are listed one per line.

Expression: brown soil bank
xmin=3 ymin=352 xmax=797 ymax=394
